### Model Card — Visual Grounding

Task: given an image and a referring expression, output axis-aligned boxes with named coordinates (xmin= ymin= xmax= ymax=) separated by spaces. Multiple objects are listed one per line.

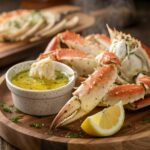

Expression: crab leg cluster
xmin=38 ymin=28 xmax=150 ymax=128
xmin=51 ymin=52 xmax=119 ymax=128
xmin=38 ymin=31 xmax=107 ymax=76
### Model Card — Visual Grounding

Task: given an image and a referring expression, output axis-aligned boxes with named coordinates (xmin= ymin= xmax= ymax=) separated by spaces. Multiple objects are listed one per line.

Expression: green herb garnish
xmin=3 ymin=105 xmax=12 ymax=113
xmin=10 ymin=115 xmax=24 ymax=123
xmin=55 ymin=70 xmax=64 ymax=79
xmin=48 ymin=130 xmax=54 ymax=136
xmin=30 ymin=122 xmax=45 ymax=128
xmin=143 ymin=117 xmax=150 ymax=123
xmin=0 ymin=102 xmax=13 ymax=113
xmin=65 ymin=132 xmax=79 ymax=138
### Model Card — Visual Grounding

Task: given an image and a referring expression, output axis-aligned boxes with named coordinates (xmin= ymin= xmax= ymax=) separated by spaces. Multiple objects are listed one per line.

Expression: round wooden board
xmin=0 ymin=75 xmax=150 ymax=150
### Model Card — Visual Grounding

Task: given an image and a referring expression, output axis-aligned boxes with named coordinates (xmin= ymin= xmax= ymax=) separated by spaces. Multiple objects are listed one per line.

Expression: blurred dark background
xmin=0 ymin=0 xmax=149 ymax=45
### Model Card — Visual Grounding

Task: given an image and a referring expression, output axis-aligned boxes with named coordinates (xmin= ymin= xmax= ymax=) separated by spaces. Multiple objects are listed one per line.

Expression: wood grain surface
xmin=0 ymin=75 xmax=150 ymax=150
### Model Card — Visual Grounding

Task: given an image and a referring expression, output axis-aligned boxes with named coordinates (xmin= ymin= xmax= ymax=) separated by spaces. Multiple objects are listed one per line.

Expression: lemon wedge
xmin=81 ymin=101 xmax=125 ymax=137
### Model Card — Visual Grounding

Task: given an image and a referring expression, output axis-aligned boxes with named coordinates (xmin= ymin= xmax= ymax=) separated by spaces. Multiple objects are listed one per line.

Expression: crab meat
xmin=29 ymin=57 xmax=55 ymax=80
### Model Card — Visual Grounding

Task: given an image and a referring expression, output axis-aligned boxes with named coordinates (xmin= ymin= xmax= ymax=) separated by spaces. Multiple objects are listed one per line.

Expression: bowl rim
xmin=6 ymin=60 xmax=76 ymax=94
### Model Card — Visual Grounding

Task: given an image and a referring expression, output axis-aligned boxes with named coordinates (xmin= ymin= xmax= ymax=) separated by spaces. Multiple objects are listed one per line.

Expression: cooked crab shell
xmin=107 ymin=25 xmax=150 ymax=84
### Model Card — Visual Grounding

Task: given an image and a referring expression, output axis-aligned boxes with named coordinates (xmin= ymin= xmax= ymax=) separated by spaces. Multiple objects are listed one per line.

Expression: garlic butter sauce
xmin=12 ymin=70 xmax=69 ymax=90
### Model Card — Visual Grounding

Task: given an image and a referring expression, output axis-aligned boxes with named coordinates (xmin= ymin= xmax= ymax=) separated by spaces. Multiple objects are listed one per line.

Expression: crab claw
xmin=51 ymin=64 xmax=118 ymax=128
xmin=50 ymin=96 xmax=83 ymax=128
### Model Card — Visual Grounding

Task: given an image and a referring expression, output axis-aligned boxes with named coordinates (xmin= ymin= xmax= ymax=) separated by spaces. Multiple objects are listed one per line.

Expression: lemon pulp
xmin=81 ymin=101 xmax=125 ymax=137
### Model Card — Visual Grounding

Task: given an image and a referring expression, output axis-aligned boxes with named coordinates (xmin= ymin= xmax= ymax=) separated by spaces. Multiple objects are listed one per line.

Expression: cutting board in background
xmin=0 ymin=5 xmax=95 ymax=67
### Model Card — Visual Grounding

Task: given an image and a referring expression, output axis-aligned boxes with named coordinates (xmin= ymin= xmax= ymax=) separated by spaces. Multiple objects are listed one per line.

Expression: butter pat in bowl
xmin=6 ymin=60 xmax=75 ymax=116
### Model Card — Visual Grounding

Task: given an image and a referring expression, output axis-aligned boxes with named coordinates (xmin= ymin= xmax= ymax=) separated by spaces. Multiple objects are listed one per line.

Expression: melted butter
xmin=12 ymin=70 xmax=69 ymax=90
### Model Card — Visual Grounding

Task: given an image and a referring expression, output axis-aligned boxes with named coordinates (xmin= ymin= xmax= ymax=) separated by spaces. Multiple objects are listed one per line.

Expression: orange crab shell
xmin=38 ymin=48 xmax=89 ymax=61
xmin=94 ymin=34 xmax=111 ymax=44
xmin=74 ymin=65 xmax=116 ymax=96
xmin=98 ymin=52 xmax=121 ymax=65
xmin=59 ymin=30 xmax=85 ymax=45
xmin=135 ymin=96 xmax=150 ymax=106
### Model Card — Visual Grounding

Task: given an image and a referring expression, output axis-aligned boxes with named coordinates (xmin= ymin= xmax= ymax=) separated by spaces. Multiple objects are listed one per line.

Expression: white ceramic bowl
xmin=6 ymin=60 xmax=75 ymax=116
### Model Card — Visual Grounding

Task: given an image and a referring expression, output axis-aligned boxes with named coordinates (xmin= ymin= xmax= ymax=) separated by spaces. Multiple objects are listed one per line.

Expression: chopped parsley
xmin=30 ymin=122 xmax=45 ymax=128
xmin=10 ymin=115 xmax=24 ymax=123
xmin=65 ymin=132 xmax=79 ymax=138
xmin=0 ymin=102 xmax=13 ymax=113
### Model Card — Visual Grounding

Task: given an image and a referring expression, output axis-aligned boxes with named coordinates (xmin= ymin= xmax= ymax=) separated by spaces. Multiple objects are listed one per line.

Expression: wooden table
xmin=0 ymin=0 xmax=150 ymax=149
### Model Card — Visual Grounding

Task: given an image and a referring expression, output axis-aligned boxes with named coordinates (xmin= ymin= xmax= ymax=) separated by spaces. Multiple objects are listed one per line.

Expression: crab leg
xmin=101 ymin=84 xmax=145 ymax=106
xmin=58 ymin=31 xmax=106 ymax=56
xmin=38 ymin=48 xmax=97 ymax=76
xmin=100 ymin=84 xmax=150 ymax=110
xmin=126 ymin=97 xmax=150 ymax=110
xmin=136 ymin=73 xmax=150 ymax=94
xmin=100 ymin=73 xmax=150 ymax=109
xmin=86 ymin=34 xmax=111 ymax=51
xmin=128 ymin=73 xmax=150 ymax=110
xmin=42 ymin=31 xmax=107 ymax=56
xmin=51 ymin=52 xmax=119 ymax=128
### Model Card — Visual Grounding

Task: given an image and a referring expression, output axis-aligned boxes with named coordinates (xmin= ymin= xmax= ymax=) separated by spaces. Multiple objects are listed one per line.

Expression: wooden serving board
xmin=0 ymin=5 xmax=95 ymax=67
xmin=0 ymin=76 xmax=150 ymax=150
